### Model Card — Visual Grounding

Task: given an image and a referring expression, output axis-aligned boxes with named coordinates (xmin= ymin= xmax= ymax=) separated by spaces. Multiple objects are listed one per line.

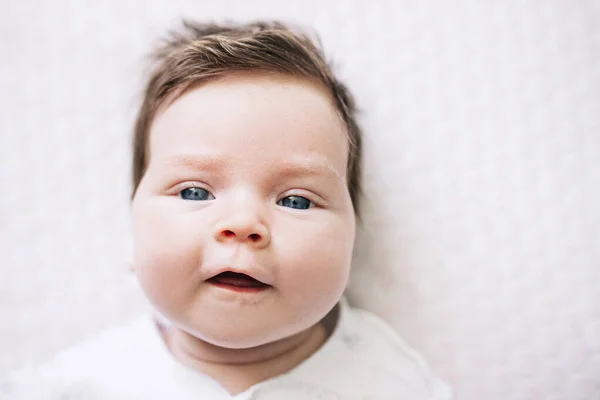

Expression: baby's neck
xmin=160 ymin=322 xmax=328 ymax=395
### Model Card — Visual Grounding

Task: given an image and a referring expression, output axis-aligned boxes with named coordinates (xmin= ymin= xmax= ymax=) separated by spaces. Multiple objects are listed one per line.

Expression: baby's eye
xmin=277 ymin=195 xmax=313 ymax=210
xmin=180 ymin=187 xmax=214 ymax=201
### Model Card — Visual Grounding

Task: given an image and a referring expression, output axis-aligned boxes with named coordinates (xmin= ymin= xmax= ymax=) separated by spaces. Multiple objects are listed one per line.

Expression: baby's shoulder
xmin=291 ymin=303 xmax=453 ymax=399
xmin=1 ymin=315 xmax=162 ymax=399
xmin=341 ymin=306 xmax=429 ymax=371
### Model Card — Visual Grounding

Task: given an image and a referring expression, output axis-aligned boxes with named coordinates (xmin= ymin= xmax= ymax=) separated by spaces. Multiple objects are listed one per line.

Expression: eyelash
xmin=172 ymin=183 xmax=323 ymax=207
xmin=278 ymin=191 xmax=320 ymax=206
xmin=173 ymin=182 xmax=213 ymax=194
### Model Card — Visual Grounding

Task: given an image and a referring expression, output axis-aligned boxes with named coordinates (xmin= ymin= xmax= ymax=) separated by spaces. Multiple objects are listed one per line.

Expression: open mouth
xmin=207 ymin=271 xmax=270 ymax=293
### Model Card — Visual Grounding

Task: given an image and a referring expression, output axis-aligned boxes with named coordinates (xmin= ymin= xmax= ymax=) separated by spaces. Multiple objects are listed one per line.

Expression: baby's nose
xmin=214 ymin=217 xmax=271 ymax=248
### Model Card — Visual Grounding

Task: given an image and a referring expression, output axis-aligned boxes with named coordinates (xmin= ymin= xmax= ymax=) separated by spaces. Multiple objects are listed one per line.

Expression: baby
xmin=2 ymin=20 xmax=452 ymax=399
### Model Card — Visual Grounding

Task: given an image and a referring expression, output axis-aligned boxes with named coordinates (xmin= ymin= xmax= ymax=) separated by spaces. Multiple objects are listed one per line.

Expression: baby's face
xmin=131 ymin=72 xmax=355 ymax=348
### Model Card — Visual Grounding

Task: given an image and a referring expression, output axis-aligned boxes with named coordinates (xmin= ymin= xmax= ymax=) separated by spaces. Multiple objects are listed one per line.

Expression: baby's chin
xmin=182 ymin=317 xmax=316 ymax=350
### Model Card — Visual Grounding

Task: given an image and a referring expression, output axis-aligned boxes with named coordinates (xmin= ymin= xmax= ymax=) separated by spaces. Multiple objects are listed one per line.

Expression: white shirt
xmin=1 ymin=299 xmax=452 ymax=399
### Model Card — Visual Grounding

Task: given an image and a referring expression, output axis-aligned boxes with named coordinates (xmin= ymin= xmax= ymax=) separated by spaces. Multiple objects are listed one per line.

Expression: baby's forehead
xmin=146 ymin=73 xmax=350 ymax=178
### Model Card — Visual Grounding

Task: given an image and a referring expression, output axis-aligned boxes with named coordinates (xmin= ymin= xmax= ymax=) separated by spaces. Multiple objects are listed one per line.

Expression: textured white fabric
xmin=1 ymin=1 xmax=599 ymax=399
xmin=0 ymin=300 xmax=452 ymax=399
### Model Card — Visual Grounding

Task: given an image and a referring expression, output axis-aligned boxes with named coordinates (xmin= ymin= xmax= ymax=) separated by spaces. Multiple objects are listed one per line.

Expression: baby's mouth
xmin=207 ymin=271 xmax=270 ymax=292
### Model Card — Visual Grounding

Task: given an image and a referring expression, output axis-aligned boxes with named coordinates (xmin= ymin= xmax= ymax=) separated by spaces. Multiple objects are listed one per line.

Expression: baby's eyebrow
xmin=157 ymin=154 xmax=227 ymax=171
xmin=275 ymin=157 xmax=346 ymax=182
xmin=153 ymin=153 xmax=346 ymax=182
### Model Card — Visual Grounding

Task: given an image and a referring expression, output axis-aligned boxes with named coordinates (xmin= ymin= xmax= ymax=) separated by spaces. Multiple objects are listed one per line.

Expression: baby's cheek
xmin=132 ymin=207 xmax=204 ymax=300
xmin=134 ymin=241 xmax=202 ymax=316
xmin=278 ymin=223 xmax=352 ymax=305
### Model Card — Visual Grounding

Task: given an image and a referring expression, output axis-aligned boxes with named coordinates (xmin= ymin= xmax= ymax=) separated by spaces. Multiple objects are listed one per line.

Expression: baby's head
xmin=130 ymin=20 xmax=363 ymax=349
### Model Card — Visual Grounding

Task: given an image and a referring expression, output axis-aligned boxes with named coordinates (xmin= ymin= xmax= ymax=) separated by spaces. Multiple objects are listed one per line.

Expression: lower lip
xmin=208 ymin=281 xmax=270 ymax=293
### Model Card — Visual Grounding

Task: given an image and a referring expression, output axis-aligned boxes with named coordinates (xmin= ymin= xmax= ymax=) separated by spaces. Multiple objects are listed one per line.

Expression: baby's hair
xmin=131 ymin=19 xmax=363 ymax=215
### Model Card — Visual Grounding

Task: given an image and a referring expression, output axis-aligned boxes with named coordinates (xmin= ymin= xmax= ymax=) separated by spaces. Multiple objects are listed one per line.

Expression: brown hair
xmin=132 ymin=20 xmax=363 ymax=214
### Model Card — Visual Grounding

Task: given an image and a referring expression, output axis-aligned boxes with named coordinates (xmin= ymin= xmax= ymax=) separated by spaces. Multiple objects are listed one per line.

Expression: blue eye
xmin=180 ymin=187 xmax=214 ymax=201
xmin=277 ymin=195 xmax=313 ymax=210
